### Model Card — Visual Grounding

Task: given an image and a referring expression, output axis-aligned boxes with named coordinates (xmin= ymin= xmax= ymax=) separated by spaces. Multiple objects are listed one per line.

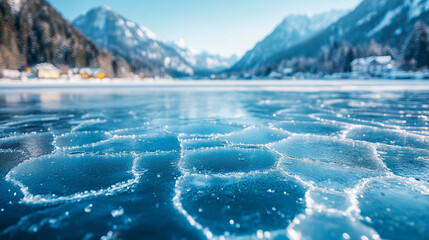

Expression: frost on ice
xmin=0 ymin=86 xmax=428 ymax=239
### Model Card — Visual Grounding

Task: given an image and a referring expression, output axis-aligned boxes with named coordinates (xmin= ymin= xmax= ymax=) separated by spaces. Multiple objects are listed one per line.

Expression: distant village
xmin=0 ymin=63 xmax=112 ymax=81
xmin=219 ymin=55 xmax=429 ymax=80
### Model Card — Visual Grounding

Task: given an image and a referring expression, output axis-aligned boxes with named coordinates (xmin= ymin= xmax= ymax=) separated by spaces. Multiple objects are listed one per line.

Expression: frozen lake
xmin=0 ymin=81 xmax=428 ymax=240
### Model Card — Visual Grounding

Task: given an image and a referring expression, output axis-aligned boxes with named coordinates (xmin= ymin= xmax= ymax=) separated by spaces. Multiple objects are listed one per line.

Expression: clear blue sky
xmin=47 ymin=0 xmax=362 ymax=57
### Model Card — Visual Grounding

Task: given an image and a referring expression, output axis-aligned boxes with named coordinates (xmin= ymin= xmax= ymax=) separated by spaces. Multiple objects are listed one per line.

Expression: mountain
xmin=168 ymin=39 xmax=238 ymax=75
xmin=194 ymin=51 xmax=238 ymax=73
xmin=0 ymin=0 xmax=130 ymax=77
xmin=230 ymin=9 xmax=347 ymax=72
xmin=73 ymin=6 xmax=194 ymax=77
xmin=268 ymin=0 xmax=429 ymax=67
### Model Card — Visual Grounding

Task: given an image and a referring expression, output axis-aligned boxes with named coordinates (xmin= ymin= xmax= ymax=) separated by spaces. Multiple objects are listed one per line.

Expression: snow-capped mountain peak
xmin=168 ymin=39 xmax=238 ymax=72
xmin=231 ymin=9 xmax=347 ymax=71
xmin=74 ymin=6 xmax=158 ymax=44
xmin=167 ymin=39 xmax=197 ymax=66
xmin=173 ymin=38 xmax=193 ymax=51
xmin=73 ymin=6 xmax=239 ymax=76
xmin=74 ymin=6 xmax=195 ymax=77
xmin=7 ymin=0 xmax=23 ymax=14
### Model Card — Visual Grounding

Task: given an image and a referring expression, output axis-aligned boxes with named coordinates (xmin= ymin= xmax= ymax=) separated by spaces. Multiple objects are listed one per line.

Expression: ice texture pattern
xmin=0 ymin=82 xmax=428 ymax=240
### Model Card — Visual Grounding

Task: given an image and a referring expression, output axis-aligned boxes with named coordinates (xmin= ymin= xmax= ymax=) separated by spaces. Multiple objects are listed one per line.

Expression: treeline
xmin=0 ymin=0 xmax=130 ymax=77
xmin=256 ymin=21 xmax=429 ymax=76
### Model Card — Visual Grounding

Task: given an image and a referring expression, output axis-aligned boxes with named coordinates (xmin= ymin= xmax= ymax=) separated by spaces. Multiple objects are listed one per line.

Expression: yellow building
xmin=33 ymin=63 xmax=61 ymax=79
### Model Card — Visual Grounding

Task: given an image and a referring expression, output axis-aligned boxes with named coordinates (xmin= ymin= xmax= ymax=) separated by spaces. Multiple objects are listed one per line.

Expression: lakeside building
xmin=33 ymin=63 xmax=61 ymax=79
xmin=0 ymin=69 xmax=21 ymax=80
xmin=351 ymin=56 xmax=394 ymax=74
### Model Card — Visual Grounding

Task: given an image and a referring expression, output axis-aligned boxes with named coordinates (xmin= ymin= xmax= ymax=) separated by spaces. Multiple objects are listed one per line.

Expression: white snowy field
xmin=1 ymin=79 xmax=429 ymax=92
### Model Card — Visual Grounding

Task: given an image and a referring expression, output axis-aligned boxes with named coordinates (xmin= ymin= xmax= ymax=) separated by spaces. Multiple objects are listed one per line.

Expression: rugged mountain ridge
xmin=268 ymin=0 xmax=429 ymax=67
xmin=73 ymin=7 xmax=238 ymax=77
xmin=73 ymin=6 xmax=194 ymax=77
xmin=168 ymin=39 xmax=238 ymax=75
xmin=230 ymin=9 xmax=347 ymax=72
xmin=0 ymin=0 xmax=130 ymax=77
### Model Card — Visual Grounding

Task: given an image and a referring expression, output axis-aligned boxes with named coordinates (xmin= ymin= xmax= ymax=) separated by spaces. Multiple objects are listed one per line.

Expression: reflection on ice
xmin=0 ymin=133 xmax=54 ymax=159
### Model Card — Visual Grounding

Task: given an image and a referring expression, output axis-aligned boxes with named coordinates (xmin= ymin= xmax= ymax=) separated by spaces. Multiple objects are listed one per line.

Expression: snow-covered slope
xmin=194 ymin=51 xmax=238 ymax=72
xmin=353 ymin=0 xmax=429 ymax=41
xmin=231 ymin=9 xmax=347 ymax=72
xmin=169 ymin=39 xmax=238 ymax=73
xmin=267 ymin=0 xmax=429 ymax=65
xmin=7 ymin=0 xmax=23 ymax=14
xmin=73 ymin=6 xmax=193 ymax=77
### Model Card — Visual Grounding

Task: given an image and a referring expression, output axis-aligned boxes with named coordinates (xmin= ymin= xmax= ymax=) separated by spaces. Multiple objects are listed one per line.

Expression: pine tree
xmin=0 ymin=0 xmax=16 ymax=47
xmin=403 ymin=21 xmax=429 ymax=70
xmin=344 ymin=48 xmax=354 ymax=72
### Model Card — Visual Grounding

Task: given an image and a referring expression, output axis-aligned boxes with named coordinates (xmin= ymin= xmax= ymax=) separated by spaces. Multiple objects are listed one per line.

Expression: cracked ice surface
xmin=0 ymin=83 xmax=428 ymax=240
